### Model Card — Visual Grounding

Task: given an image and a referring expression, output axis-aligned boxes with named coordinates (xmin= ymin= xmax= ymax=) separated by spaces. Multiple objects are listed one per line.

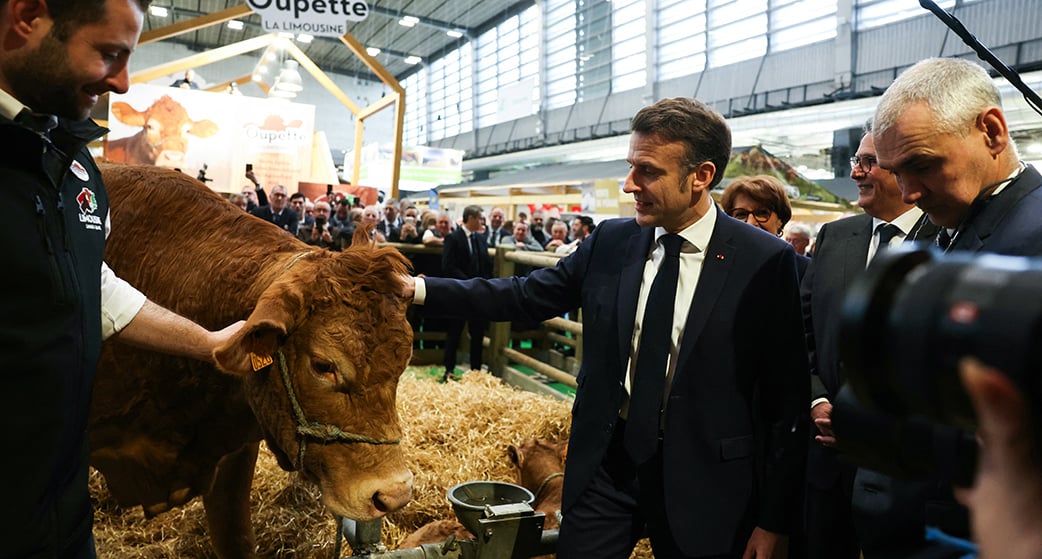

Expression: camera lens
xmin=842 ymin=246 xmax=1042 ymax=429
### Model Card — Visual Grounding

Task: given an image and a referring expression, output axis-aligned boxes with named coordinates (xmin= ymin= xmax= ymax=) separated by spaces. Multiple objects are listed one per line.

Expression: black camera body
xmin=315 ymin=216 xmax=327 ymax=229
xmin=833 ymin=245 xmax=1042 ymax=484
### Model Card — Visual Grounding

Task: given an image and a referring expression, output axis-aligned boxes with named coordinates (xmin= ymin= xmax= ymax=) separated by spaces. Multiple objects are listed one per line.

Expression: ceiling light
xmin=252 ymin=73 xmax=263 ymax=82
xmin=149 ymin=5 xmax=168 ymax=17
xmin=398 ymin=15 xmax=419 ymax=27
xmin=296 ymin=33 xmax=314 ymax=43
xmin=269 ymin=88 xmax=297 ymax=99
xmin=278 ymin=32 xmax=295 ymax=39
xmin=227 ymin=20 xmax=244 ymax=30
xmin=446 ymin=30 xmax=463 ymax=38
xmin=273 ymin=60 xmax=304 ymax=93
xmin=366 ymin=47 xmax=381 ymax=56
xmin=403 ymin=55 xmax=422 ymax=65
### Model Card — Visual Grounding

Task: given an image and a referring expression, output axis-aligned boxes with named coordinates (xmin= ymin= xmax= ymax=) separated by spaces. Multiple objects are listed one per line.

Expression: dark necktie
xmin=468 ymin=234 xmax=480 ymax=276
xmin=624 ymin=233 xmax=684 ymax=464
xmin=937 ymin=228 xmax=953 ymax=251
xmin=875 ymin=223 xmax=902 ymax=254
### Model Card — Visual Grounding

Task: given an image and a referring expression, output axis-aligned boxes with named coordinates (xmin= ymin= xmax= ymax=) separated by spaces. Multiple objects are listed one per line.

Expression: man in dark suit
xmin=828 ymin=57 xmax=1042 ymax=559
xmin=439 ymin=204 xmax=493 ymax=381
xmin=250 ymin=184 xmax=299 ymax=235
xmin=485 ymin=207 xmax=510 ymax=247
xmin=874 ymin=57 xmax=1042 ymax=257
xmin=402 ymin=97 xmax=808 ymax=558
xmin=801 ymin=128 xmax=938 ymax=559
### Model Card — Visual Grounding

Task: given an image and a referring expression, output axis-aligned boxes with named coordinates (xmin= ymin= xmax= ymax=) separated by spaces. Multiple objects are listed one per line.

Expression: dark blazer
xmin=801 ymin=212 xmax=938 ymax=485
xmin=250 ymin=205 xmax=299 ymax=235
xmin=848 ymin=165 xmax=1042 ymax=556
xmin=441 ymin=227 xmax=492 ymax=280
xmin=947 ymin=165 xmax=1042 ymax=255
xmin=486 ymin=226 xmax=510 ymax=247
xmin=423 ymin=211 xmax=809 ymax=556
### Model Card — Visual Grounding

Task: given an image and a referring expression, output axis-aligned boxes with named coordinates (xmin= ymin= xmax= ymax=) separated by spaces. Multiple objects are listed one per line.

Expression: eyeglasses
xmin=850 ymin=155 xmax=878 ymax=173
xmin=728 ymin=208 xmax=773 ymax=223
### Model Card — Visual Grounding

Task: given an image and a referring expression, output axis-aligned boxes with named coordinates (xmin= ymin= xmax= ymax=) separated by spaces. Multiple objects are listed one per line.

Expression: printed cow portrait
xmin=105 ymin=94 xmax=219 ymax=167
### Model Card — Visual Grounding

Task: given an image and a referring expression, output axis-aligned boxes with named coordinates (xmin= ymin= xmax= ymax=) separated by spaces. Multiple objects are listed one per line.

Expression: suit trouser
xmin=804 ymin=458 xmax=860 ymax=559
xmin=443 ymin=318 xmax=486 ymax=373
xmin=557 ymin=421 xmax=739 ymax=559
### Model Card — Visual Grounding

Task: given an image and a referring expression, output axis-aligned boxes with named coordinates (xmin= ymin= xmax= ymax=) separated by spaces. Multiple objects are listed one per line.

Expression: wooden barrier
xmin=384 ymin=242 xmax=581 ymax=398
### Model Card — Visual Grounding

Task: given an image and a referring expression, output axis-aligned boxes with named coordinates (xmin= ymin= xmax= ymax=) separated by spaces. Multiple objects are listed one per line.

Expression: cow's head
xmin=507 ymin=438 xmax=568 ymax=496
xmin=213 ymin=244 xmax=414 ymax=520
xmin=110 ymin=94 xmax=219 ymax=166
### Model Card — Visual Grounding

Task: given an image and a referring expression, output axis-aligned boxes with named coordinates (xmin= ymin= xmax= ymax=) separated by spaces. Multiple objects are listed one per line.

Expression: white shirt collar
xmin=0 ymin=87 xmax=29 ymax=121
xmin=653 ymin=202 xmax=717 ymax=253
xmin=871 ymin=206 xmax=923 ymax=236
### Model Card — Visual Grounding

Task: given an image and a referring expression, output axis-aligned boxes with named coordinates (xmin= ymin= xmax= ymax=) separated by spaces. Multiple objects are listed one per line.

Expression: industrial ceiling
xmin=143 ymin=0 xmax=533 ymax=82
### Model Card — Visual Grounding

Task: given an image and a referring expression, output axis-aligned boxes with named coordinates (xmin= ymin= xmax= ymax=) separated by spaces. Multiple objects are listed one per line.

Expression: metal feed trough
xmin=338 ymin=481 xmax=558 ymax=559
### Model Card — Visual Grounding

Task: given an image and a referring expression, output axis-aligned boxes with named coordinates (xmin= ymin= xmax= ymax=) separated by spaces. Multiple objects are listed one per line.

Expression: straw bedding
xmin=91 ymin=369 xmax=653 ymax=558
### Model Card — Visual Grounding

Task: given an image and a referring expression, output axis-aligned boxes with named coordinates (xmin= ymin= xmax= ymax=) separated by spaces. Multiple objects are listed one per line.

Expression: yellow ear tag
xmin=250 ymin=352 xmax=274 ymax=372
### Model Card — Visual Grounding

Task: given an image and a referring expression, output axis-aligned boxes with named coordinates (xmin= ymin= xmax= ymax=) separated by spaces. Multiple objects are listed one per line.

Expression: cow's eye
xmin=311 ymin=361 xmax=338 ymax=384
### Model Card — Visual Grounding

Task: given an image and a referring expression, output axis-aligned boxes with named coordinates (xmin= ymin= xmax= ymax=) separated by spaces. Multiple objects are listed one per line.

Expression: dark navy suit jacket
xmin=250 ymin=205 xmax=299 ymax=235
xmin=423 ymin=209 xmax=809 ymax=556
xmin=948 ymin=165 xmax=1042 ymax=255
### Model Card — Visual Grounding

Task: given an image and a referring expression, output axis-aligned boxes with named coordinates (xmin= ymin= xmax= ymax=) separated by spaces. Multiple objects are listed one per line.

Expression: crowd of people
xmin=1 ymin=0 xmax=1038 ymax=551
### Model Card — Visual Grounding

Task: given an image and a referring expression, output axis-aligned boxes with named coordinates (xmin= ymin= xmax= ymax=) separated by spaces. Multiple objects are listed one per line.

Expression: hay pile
xmin=93 ymin=369 xmax=632 ymax=558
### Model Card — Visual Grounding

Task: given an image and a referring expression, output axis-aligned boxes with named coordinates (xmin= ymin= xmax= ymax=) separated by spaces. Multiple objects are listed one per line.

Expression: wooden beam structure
xmin=126 ymin=4 xmax=407 ymax=195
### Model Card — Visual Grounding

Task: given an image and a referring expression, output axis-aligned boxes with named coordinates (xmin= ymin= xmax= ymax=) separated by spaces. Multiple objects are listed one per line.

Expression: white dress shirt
xmin=622 ymin=206 xmax=717 ymax=416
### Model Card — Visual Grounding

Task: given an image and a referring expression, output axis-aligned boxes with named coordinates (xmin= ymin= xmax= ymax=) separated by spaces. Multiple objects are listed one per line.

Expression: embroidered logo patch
xmin=76 ymin=187 xmax=102 ymax=231
xmin=70 ymin=159 xmax=90 ymax=181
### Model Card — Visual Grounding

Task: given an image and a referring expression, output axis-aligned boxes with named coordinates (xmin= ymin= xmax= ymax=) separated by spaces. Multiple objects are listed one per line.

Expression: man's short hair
xmin=874 ymin=58 xmax=1002 ymax=138
xmin=289 ymin=192 xmax=305 ymax=202
xmin=40 ymin=0 xmax=152 ymax=41
xmin=575 ymin=215 xmax=595 ymax=233
xmin=462 ymin=205 xmax=483 ymax=222
xmin=630 ymin=97 xmax=732 ymax=189
xmin=337 ymin=198 xmax=351 ymax=207
xmin=785 ymin=222 xmax=812 ymax=239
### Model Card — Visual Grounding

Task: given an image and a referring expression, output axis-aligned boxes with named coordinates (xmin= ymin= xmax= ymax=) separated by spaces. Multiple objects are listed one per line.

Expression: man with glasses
xmin=800 ymin=125 xmax=937 ymax=559
xmin=400 ymin=97 xmax=808 ymax=559
xmin=250 ymin=184 xmax=299 ymax=235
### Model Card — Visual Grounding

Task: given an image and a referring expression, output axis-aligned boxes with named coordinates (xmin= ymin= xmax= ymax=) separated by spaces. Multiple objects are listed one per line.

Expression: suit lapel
xmin=674 ymin=212 xmax=735 ymax=373
xmin=616 ymin=227 xmax=653 ymax=370
xmin=840 ymin=216 xmax=872 ymax=279
xmin=908 ymin=212 xmax=940 ymax=243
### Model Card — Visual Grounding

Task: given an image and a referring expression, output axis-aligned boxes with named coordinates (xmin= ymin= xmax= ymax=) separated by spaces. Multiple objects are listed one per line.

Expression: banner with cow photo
xmin=104 ymin=84 xmax=316 ymax=194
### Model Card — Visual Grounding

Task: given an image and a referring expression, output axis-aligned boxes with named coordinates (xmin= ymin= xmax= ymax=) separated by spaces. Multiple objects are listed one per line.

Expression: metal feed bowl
xmin=447 ymin=481 xmax=535 ymax=535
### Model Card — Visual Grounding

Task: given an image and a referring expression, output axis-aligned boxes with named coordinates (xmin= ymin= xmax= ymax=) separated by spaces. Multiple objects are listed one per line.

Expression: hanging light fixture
xmin=271 ymin=59 xmax=303 ymax=98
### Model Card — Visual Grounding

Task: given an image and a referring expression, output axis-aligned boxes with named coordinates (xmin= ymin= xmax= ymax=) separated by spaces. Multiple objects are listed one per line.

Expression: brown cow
xmin=90 ymin=164 xmax=413 ymax=559
xmin=104 ymin=95 xmax=219 ymax=166
xmin=398 ymin=438 xmax=567 ymax=551
xmin=508 ymin=438 xmax=566 ymax=530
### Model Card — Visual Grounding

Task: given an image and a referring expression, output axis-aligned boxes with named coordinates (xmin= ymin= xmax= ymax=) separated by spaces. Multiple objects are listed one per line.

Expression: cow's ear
xmin=213 ymin=318 xmax=287 ymax=376
xmin=190 ymin=119 xmax=220 ymax=138
xmin=110 ymin=102 xmax=146 ymax=126
xmin=507 ymin=444 xmax=523 ymax=467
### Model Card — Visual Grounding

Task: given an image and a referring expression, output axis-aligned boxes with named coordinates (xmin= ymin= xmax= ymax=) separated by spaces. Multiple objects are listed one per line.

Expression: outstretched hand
xmin=395 ymin=274 xmax=416 ymax=300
